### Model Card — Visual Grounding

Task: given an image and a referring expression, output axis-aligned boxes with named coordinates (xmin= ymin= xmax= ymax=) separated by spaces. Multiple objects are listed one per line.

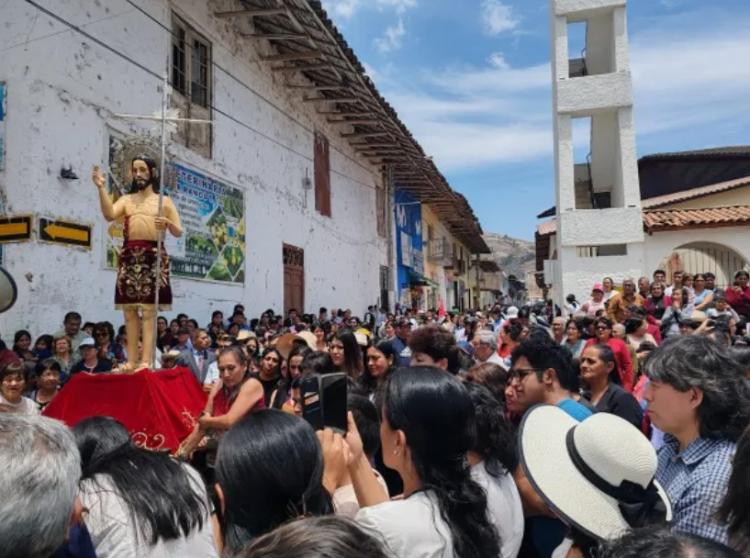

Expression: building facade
xmin=537 ymin=150 xmax=750 ymax=298
xmin=0 ymin=0 xmax=487 ymax=333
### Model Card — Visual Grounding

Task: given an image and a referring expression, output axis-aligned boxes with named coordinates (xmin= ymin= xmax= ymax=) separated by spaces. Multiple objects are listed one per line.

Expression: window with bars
xmin=170 ymin=13 xmax=212 ymax=157
xmin=191 ymin=39 xmax=209 ymax=107
xmin=171 ymin=27 xmax=186 ymax=94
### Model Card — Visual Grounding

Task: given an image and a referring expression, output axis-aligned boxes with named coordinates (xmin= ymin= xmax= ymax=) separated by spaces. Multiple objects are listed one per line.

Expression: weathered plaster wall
xmin=0 ymin=0 xmax=388 ymax=335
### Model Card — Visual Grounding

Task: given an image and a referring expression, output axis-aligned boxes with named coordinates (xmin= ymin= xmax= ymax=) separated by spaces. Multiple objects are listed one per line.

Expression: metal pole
xmin=151 ymin=63 xmax=168 ymax=369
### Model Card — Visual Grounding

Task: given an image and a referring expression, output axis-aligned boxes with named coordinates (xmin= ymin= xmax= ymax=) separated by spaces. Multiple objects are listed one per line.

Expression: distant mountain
xmin=482 ymin=233 xmax=542 ymax=299
xmin=482 ymin=233 xmax=535 ymax=279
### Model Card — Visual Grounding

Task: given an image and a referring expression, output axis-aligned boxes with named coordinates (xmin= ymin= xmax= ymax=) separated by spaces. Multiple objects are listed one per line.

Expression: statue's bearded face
xmin=131 ymin=159 xmax=152 ymax=191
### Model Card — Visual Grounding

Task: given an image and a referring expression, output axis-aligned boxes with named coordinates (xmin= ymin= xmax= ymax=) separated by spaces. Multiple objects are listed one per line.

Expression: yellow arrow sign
xmin=44 ymin=223 xmax=89 ymax=242
xmin=39 ymin=218 xmax=91 ymax=249
xmin=0 ymin=216 xmax=32 ymax=242
xmin=0 ymin=222 xmax=28 ymax=236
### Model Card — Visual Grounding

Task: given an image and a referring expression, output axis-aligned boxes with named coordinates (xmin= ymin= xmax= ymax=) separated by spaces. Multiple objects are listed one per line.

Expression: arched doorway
xmin=659 ymin=241 xmax=749 ymax=288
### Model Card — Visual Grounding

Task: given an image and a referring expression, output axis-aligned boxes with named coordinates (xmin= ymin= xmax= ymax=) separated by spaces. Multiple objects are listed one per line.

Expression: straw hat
xmin=519 ymin=405 xmax=671 ymax=541
xmin=296 ymin=330 xmax=317 ymax=351
xmin=275 ymin=333 xmax=301 ymax=360
xmin=237 ymin=329 xmax=256 ymax=342
xmin=690 ymin=310 xmax=707 ymax=323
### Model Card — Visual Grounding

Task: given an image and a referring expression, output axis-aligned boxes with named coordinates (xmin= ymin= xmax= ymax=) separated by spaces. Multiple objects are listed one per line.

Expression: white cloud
xmin=424 ymin=62 xmax=549 ymax=95
xmin=630 ymin=29 xmax=750 ymax=137
xmin=322 ymin=0 xmax=361 ymax=19
xmin=376 ymin=0 xmax=418 ymax=14
xmin=411 ymin=122 xmax=552 ymax=169
xmin=419 ymin=11 xmax=749 ymax=169
xmin=365 ymin=7 xmax=749 ymax=173
xmin=487 ymin=51 xmax=510 ymax=70
xmin=374 ymin=17 xmax=406 ymax=53
xmin=481 ymin=0 xmax=519 ymax=35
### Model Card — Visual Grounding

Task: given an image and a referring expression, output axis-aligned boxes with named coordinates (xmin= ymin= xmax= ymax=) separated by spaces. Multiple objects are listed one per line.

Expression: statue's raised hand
xmin=92 ymin=165 xmax=106 ymax=190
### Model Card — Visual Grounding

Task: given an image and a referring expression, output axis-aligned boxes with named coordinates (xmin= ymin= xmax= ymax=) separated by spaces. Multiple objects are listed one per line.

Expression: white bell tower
xmin=550 ymin=0 xmax=644 ymax=302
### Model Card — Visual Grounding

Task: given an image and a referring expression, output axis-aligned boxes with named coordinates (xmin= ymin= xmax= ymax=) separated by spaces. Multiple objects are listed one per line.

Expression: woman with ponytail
xmin=332 ymin=366 xmax=501 ymax=558
xmin=214 ymin=410 xmax=333 ymax=555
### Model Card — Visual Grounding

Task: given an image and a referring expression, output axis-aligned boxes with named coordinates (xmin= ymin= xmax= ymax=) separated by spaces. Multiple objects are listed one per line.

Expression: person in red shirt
xmin=585 ymin=317 xmax=633 ymax=392
xmin=725 ymin=270 xmax=750 ymax=322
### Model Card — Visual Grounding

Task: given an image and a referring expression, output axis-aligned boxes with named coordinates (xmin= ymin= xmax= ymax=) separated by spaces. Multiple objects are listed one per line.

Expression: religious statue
xmin=92 ymin=157 xmax=182 ymax=371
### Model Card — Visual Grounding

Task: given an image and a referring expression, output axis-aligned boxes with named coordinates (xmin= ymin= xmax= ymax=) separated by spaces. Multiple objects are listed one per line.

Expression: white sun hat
xmin=506 ymin=306 xmax=519 ymax=319
xmin=519 ymin=405 xmax=672 ymax=541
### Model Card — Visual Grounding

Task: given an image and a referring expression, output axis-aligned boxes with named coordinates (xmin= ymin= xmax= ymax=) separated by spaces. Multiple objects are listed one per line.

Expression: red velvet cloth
xmin=43 ymin=367 xmax=206 ymax=452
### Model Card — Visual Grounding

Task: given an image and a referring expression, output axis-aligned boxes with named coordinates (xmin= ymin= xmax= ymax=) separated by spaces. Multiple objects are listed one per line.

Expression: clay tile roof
xmin=642 ymin=206 xmax=750 ymax=232
xmin=535 ymin=206 xmax=750 ymax=236
xmin=642 ymin=175 xmax=750 ymax=209
xmin=536 ymin=220 xmax=557 ymax=236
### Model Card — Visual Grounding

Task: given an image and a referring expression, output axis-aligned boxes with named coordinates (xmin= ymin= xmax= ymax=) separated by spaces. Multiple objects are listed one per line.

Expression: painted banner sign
xmin=166 ymin=163 xmax=246 ymax=283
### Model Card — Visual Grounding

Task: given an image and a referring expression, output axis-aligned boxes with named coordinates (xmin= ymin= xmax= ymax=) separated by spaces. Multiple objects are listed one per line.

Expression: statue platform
xmin=43 ymin=367 xmax=206 ymax=452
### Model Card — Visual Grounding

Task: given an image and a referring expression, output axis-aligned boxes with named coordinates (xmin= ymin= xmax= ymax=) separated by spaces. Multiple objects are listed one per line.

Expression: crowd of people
xmin=1 ymin=267 xmax=750 ymax=558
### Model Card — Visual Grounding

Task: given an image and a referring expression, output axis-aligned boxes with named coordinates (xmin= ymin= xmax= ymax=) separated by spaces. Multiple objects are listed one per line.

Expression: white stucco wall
xmin=555 ymin=0 xmax=625 ymax=18
xmin=0 ymin=0 xmax=388 ymax=335
xmin=556 ymin=72 xmax=632 ymax=115
xmin=557 ymin=243 xmax=645 ymax=302
xmin=585 ymin=11 xmax=614 ymax=75
xmin=559 ymin=207 xmax=643 ymax=245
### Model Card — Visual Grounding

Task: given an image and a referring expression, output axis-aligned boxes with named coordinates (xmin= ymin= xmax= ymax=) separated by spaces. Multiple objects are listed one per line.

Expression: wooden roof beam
xmin=262 ymin=50 xmax=322 ymax=63
xmin=340 ymin=131 xmax=390 ymax=139
xmin=359 ymin=147 xmax=404 ymax=153
xmin=244 ymin=33 xmax=308 ymax=41
xmin=272 ymin=63 xmax=333 ymax=73
xmin=304 ymin=96 xmax=361 ymax=103
xmin=351 ymin=142 xmax=399 ymax=148
xmin=328 ymin=119 xmax=381 ymax=125
xmin=285 ymin=84 xmax=347 ymax=91
xmin=318 ymin=111 xmax=374 ymax=117
xmin=215 ymin=8 xmax=287 ymax=18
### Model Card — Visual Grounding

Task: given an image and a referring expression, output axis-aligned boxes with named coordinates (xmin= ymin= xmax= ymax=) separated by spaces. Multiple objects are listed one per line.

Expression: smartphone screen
xmin=321 ymin=373 xmax=348 ymax=433
xmin=301 ymin=375 xmax=323 ymax=431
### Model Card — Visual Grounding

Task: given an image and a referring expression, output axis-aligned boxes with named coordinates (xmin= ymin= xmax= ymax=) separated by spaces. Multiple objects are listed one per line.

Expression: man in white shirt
xmin=53 ymin=311 xmax=89 ymax=351
xmin=471 ymin=329 xmax=507 ymax=369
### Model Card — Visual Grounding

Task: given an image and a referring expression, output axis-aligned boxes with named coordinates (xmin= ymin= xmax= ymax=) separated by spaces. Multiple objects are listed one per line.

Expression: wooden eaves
xmin=214 ymin=0 xmax=489 ymax=253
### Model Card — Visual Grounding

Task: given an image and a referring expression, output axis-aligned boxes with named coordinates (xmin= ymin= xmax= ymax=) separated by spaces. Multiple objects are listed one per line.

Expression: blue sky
xmin=321 ymin=0 xmax=750 ymax=240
